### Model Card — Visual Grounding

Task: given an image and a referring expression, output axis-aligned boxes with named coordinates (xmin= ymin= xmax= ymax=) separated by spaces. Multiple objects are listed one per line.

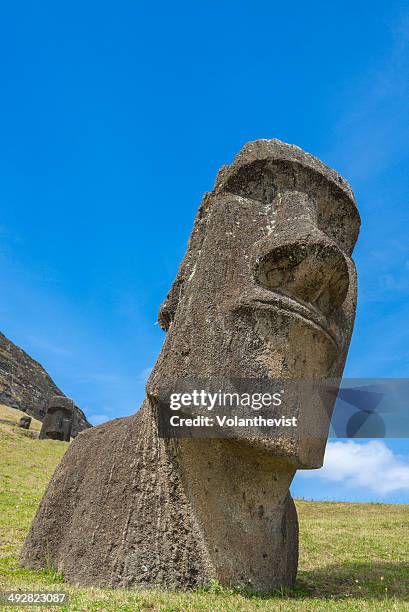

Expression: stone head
xmin=148 ymin=140 xmax=360 ymax=467
xmin=39 ymin=396 xmax=74 ymax=441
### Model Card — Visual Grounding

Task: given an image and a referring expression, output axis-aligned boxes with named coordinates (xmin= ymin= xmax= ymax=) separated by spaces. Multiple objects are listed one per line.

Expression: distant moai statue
xmin=22 ymin=140 xmax=360 ymax=592
xmin=18 ymin=415 xmax=31 ymax=429
xmin=39 ymin=396 xmax=73 ymax=442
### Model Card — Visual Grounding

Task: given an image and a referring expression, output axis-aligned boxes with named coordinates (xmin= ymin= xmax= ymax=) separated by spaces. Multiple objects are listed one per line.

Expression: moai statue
xmin=18 ymin=415 xmax=32 ymax=429
xmin=39 ymin=396 xmax=73 ymax=442
xmin=21 ymin=140 xmax=360 ymax=592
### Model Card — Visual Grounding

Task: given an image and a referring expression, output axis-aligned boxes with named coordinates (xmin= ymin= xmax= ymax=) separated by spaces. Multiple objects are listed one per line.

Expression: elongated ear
xmin=158 ymin=193 xmax=212 ymax=331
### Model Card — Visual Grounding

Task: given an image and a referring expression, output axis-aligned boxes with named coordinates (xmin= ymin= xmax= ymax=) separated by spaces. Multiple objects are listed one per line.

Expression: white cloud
xmin=139 ymin=366 xmax=152 ymax=382
xmin=26 ymin=334 xmax=72 ymax=356
xmin=88 ymin=413 xmax=110 ymax=425
xmin=327 ymin=12 xmax=409 ymax=182
xmin=300 ymin=441 xmax=409 ymax=495
xmin=74 ymin=372 xmax=121 ymax=384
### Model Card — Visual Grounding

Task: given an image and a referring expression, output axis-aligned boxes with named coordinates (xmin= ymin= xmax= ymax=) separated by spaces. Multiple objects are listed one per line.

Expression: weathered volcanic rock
xmin=21 ymin=139 xmax=360 ymax=591
xmin=0 ymin=331 xmax=90 ymax=436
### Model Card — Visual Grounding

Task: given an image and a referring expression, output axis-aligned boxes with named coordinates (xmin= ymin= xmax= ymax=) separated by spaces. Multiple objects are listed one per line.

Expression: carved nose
xmin=253 ymin=240 xmax=349 ymax=317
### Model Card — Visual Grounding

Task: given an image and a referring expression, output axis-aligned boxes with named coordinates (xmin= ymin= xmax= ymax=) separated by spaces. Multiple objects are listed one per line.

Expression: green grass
xmin=0 ymin=405 xmax=409 ymax=610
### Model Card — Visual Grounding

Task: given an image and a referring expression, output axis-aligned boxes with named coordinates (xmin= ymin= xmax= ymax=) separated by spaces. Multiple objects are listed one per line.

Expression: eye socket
xmin=254 ymin=242 xmax=349 ymax=317
xmin=316 ymin=196 xmax=360 ymax=256
xmin=221 ymin=160 xmax=276 ymax=203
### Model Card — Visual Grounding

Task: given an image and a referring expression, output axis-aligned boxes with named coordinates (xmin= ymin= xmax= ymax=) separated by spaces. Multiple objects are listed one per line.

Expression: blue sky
xmin=0 ymin=1 xmax=408 ymax=503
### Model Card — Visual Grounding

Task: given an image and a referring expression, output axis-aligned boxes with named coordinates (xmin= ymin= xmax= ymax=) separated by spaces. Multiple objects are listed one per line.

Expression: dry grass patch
xmin=0 ymin=415 xmax=408 ymax=610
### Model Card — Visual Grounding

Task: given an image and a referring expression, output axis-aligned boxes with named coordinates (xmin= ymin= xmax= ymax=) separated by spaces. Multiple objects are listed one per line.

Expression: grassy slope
xmin=0 ymin=405 xmax=408 ymax=611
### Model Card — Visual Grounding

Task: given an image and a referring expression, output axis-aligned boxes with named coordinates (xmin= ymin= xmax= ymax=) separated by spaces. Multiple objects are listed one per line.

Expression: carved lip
xmin=238 ymin=289 xmax=338 ymax=347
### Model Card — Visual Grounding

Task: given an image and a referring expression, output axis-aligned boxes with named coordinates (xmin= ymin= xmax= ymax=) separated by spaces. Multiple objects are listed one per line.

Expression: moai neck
xmin=175 ymin=438 xmax=298 ymax=591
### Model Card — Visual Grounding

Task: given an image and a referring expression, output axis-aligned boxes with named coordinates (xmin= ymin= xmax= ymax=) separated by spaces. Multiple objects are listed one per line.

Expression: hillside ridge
xmin=0 ymin=331 xmax=90 ymax=436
